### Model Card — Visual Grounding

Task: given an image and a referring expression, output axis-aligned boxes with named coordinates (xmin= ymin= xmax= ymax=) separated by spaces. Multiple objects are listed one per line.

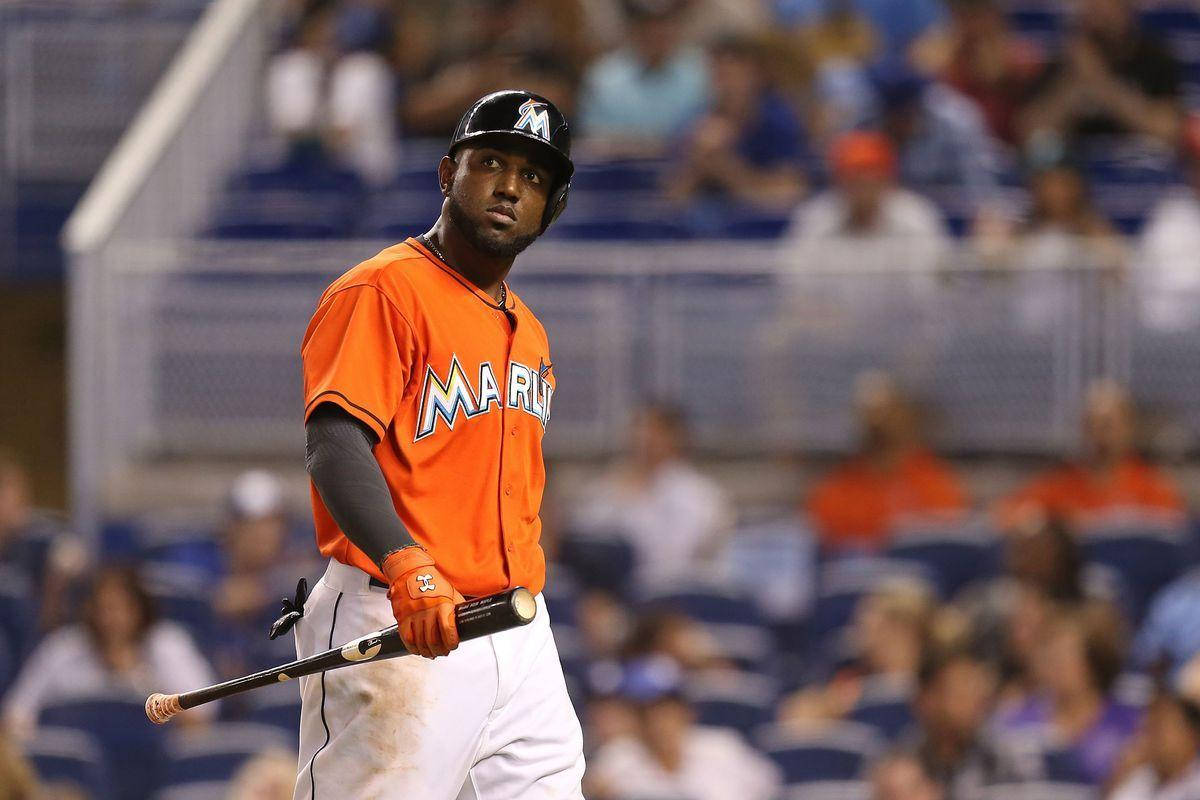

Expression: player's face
xmin=444 ymin=142 xmax=554 ymax=259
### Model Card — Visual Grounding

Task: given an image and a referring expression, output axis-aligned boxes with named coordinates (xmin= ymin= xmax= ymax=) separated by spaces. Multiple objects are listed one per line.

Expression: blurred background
xmin=4 ymin=0 xmax=1200 ymax=798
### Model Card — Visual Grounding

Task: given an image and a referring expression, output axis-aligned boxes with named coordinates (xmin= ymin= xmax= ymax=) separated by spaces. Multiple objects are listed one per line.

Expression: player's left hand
xmin=381 ymin=546 xmax=466 ymax=659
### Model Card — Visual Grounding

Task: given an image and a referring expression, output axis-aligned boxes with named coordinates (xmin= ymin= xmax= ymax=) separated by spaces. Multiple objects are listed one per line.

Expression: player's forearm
xmin=304 ymin=403 xmax=418 ymax=567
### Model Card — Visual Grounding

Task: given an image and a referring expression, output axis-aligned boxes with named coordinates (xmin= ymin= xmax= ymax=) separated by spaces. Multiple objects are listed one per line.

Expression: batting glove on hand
xmin=381 ymin=546 xmax=465 ymax=659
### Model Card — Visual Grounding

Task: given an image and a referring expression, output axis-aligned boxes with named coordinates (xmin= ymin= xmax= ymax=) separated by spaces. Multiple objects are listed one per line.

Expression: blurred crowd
xmin=3 ymin=370 xmax=1200 ymax=798
xmin=249 ymin=0 xmax=1200 ymax=332
xmin=265 ymin=0 xmax=1200 ymax=248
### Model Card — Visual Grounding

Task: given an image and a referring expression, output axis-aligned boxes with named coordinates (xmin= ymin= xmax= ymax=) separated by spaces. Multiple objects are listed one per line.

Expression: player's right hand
xmin=380 ymin=546 xmax=465 ymax=659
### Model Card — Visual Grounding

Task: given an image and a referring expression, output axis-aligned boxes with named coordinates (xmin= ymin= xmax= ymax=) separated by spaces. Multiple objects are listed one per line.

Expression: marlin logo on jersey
xmin=415 ymin=354 xmax=553 ymax=440
xmin=514 ymin=98 xmax=551 ymax=140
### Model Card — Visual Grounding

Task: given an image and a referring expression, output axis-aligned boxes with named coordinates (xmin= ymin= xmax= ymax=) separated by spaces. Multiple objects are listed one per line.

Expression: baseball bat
xmin=145 ymin=586 xmax=537 ymax=724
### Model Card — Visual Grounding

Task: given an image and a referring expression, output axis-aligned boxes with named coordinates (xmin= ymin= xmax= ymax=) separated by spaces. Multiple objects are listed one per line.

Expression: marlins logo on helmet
xmin=514 ymin=98 xmax=551 ymax=140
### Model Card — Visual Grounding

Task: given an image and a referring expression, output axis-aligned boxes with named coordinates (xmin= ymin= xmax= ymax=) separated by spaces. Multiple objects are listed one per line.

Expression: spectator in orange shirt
xmin=999 ymin=380 xmax=1184 ymax=532
xmin=805 ymin=371 xmax=969 ymax=552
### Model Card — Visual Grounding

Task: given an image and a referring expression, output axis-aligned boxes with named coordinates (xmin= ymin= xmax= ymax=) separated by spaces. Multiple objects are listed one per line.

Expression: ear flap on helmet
xmin=542 ymin=178 xmax=571 ymax=232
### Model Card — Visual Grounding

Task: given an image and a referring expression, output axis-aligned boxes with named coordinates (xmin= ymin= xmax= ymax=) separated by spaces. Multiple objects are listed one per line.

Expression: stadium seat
xmin=808 ymin=558 xmax=935 ymax=648
xmin=152 ymin=782 xmax=232 ymax=800
xmin=571 ymin=160 xmax=667 ymax=191
xmin=162 ymin=722 xmax=291 ymax=787
xmin=723 ymin=517 xmax=818 ymax=622
xmin=641 ymin=581 xmax=775 ymax=669
xmin=983 ymin=783 xmax=1097 ymax=800
xmin=885 ymin=523 xmax=1001 ymax=599
xmin=780 ymin=780 xmax=871 ymax=800
xmin=757 ymin=721 xmax=883 ymax=784
xmin=239 ymin=685 xmax=302 ymax=739
xmin=39 ymin=691 xmax=166 ymax=800
xmin=1039 ymin=745 xmax=1087 ymax=784
xmin=143 ymin=566 xmax=218 ymax=645
xmin=550 ymin=217 xmax=691 ymax=240
xmin=685 ymin=670 xmax=778 ymax=740
xmin=0 ymin=570 xmax=36 ymax=677
xmin=846 ymin=676 xmax=915 ymax=741
xmin=25 ymin=726 xmax=111 ymax=800
xmin=1079 ymin=523 xmax=1188 ymax=621
xmin=557 ymin=534 xmax=635 ymax=594
xmin=209 ymin=190 xmax=355 ymax=239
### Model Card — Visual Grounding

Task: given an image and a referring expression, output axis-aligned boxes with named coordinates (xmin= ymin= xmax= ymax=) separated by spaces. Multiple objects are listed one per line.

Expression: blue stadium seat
xmin=39 ymin=691 xmax=166 ymax=800
xmin=984 ymin=783 xmax=1096 ymax=800
xmin=885 ymin=524 xmax=1001 ymax=599
xmin=558 ymin=534 xmax=635 ymax=594
xmin=358 ymin=190 xmax=442 ymax=238
xmin=758 ymin=721 xmax=883 ymax=784
xmin=779 ymin=781 xmax=871 ymax=800
xmin=0 ymin=569 xmax=37 ymax=676
xmin=162 ymin=722 xmax=291 ymax=787
xmin=240 ymin=690 xmax=302 ymax=740
xmin=549 ymin=217 xmax=690 ymax=240
xmin=571 ymin=160 xmax=667 ymax=191
xmin=1080 ymin=524 xmax=1188 ymax=621
xmin=641 ymin=581 xmax=775 ymax=669
xmin=685 ymin=670 xmax=778 ymax=740
xmin=209 ymin=190 xmax=355 ymax=239
xmin=25 ymin=727 xmax=111 ymax=800
xmin=846 ymin=676 xmax=915 ymax=741
xmin=1006 ymin=4 xmax=1065 ymax=47
xmin=720 ymin=211 xmax=790 ymax=239
xmin=847 ymin=698 xmax=914 ymax=742
xmin=143 ymin=564 xmax=218 ymax=645
xmin=542 ymin=566 xmax=581 ymax=628
xmin=1038 ymin=745 xmax=1088 ymax=784
xmin=152 ymin=781 xmax=233 ymax=800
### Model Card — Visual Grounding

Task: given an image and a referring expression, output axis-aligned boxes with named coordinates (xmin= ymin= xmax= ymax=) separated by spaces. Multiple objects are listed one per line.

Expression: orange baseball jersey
xmin=997 ymin=457 xmax=1184 ymax=531
xmin=806 ymin=447 xmax=968 ymax=548
xmin=300 ymin=238 xmax=555 ymax=597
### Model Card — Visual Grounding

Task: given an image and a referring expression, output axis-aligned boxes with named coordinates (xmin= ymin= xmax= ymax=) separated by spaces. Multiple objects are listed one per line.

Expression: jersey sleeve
xmin=301 ymin=284 xmax=416 ymax=442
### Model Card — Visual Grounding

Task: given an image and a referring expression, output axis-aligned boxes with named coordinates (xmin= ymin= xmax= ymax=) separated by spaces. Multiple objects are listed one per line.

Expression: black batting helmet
xmin=448 ymin=90 xmax=573 ymax=232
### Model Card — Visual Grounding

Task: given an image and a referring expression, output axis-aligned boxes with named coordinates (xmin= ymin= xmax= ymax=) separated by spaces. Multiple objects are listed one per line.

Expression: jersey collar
xmin=406 ymin=237 xmax=518 ymax=313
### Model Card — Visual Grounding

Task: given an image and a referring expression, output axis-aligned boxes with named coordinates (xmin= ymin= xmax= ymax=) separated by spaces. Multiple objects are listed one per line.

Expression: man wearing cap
xmin=294 ymin=90 xmax=583 ymax=798
xmin=781 ymin=130 xmax=950 ymax=294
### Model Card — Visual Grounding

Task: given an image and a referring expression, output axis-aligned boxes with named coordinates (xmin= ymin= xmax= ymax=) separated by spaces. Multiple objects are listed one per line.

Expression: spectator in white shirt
xmin=782 ymin=130 xmax=951 ymax=289
xmin=585 ymin=656 xmax=780 ymax=800
xmin=1137 ymin=115 xmax=1200 ymax=332
xmin=266 ymin=0 xmax=397 ymax=184
xmin=2 ymin=565 xmax=217 ymax=741
xmin=568 ymin=403 xmax=733 ymax=595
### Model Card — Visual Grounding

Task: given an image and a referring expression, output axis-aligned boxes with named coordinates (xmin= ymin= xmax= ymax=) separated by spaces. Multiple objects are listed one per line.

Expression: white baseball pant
xmin=292 ymin=559 xmax=585 ymax=800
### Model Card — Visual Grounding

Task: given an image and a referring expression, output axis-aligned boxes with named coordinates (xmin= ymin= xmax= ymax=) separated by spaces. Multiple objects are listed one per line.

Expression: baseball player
xmin=295 ymin=90 xmax=583 ymax=799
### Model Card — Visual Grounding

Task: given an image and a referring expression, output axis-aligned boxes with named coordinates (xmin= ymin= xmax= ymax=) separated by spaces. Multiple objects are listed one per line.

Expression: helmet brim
xmin=448 ymin=130 xmax=574 ymax=183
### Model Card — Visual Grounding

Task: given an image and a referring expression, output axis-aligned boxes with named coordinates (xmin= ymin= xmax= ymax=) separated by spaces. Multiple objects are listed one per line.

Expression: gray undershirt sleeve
xmin=304 ymin=402 xmax=417 ymax=567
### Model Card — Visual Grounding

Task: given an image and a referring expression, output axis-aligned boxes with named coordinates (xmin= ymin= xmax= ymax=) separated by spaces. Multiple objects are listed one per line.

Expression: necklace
xmin=421 ymin=234 xmax=507 ymax=308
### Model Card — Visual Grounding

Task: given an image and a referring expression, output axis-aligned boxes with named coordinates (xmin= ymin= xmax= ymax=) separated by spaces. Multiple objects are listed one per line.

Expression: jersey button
xmin=503 ymin=484 xmax=513 ymax=496
xmin=510 ymin=426 xmax=518 ymax=437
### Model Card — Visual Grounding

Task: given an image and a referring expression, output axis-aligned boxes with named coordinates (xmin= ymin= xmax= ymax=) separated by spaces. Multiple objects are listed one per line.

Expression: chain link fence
xmin=89 ymin=238 xmax=1177 ymax=478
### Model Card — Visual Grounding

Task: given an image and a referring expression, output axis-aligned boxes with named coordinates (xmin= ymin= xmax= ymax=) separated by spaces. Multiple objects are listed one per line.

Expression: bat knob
xmin=145 ymin=693 xmax=182 ymax=724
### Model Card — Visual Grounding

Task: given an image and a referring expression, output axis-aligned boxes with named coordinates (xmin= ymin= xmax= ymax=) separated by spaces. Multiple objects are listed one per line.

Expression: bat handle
xmin=146 ymin=692 xmax=183 ymax=725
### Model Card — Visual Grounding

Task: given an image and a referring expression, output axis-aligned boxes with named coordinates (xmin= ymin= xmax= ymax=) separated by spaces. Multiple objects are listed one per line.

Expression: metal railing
xmin=70 ymin=218 xmax=1200 ymax=538
xmin=61 ymin=0 xmax=278 ymax=543
xmin=88 ymin=237 xmax=1143 ymax=458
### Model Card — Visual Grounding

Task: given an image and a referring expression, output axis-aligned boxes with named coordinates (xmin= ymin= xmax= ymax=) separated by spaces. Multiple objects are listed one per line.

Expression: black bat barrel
xmin=176 ymin=587 xmax=536 ymax=711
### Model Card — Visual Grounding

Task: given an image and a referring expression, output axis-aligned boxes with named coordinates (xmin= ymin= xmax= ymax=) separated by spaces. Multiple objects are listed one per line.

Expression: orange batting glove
xmin=381 ymin=546 xmax=465 ymax=659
